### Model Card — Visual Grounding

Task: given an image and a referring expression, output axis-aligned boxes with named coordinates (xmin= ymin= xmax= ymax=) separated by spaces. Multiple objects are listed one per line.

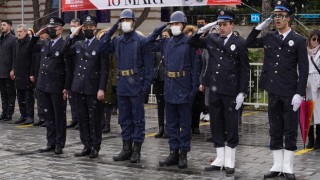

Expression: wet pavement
xmin=0 ymin=104 xmax=319 ymax=180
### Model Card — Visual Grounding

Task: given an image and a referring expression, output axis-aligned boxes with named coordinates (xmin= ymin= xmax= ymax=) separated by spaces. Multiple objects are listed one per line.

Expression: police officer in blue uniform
xmin=246 ymin=1 xmax=308 ymax=179
xmin=102 ymin=9 xmax=153 ymax=163
xmin=66 ymin=15 xmax=115 ymax=158
xmin=189 ymin=11 xmax=250 ymax=174
xmin=30 ymin=17 xmax=71 ymax=155
xmin=146 ymin=11 xmax=200 ymax=169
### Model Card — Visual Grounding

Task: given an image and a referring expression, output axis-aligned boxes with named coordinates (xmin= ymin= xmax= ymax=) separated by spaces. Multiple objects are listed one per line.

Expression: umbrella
xmin=299 ymin=100 xmax=314 ymax=149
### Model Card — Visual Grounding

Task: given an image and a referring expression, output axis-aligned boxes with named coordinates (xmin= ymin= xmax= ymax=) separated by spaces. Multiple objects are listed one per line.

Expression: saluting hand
xmin=199 ymin=84 xmax=204 ymax=92
xmin=255 ymin=17 xmax=272 ymax=31
xmin=35 ymin=26 xmax=48 ymax=37
xmin=71 ymin=25 xmax=83 ymax=38
xmin=97 ymin=90 xmax=105 ymax=101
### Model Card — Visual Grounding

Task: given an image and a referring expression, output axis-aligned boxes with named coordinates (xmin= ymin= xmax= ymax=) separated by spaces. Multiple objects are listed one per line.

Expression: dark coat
xmin=13 ymin=35 xmax=34 ymax=89
xmin=29 ymin=36 xmax=72 ymax=93
xmin=0 ymin=33 xmax=16 ymax=78
xmin=189 ymin=33 xmax=250 ymax=96
xmin=245 ymin=28 xmax=308 ymax=97
xmin=66 ymin=38 xmax=108 ymax=95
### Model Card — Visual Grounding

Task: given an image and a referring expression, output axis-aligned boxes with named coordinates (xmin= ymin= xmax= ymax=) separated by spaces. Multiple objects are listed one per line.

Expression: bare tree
xmin=32 ymin=0 xmax=53 ymax=31
xmin=134 ymin=8 xmax=151 ymax=29
xmin=261 ymin=0 xmax=272 ymax=35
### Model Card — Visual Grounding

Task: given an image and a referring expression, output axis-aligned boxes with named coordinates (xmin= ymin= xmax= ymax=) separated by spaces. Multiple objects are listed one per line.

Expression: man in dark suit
xmin=11 ymin=24 xmax=35 ymax=125
xmin=189 ymin=11 xmax=250 ymax=175
xmin=246 ymin=1 xmax=308 ymax=179
xmin=66 ymin=15 xmax=116 ymax=158
xmin=0 ymin=19 xmax=16 ymax=122
xmin=30 ymin=17 xmax=71 ymax=155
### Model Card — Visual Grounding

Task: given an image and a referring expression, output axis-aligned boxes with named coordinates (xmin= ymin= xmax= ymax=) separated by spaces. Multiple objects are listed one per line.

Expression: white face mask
xmin=70 ymin=27 xmax=77 ymax=34
xmin=170 ymin=26 xmax=182 ymax=36
xmin=121 ymin=22 xmax=133 ymax=33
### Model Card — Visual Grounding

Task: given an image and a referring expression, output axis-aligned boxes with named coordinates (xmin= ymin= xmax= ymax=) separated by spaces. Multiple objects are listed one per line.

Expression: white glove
xmin=235 ymin=93 xmax=245 ymax=110
xmin=197 ymin=21 xmax=218 ymax=34
xmin=291 ymin=94 xmax=304 ymax=112
xmin=255 ymin=17 xmax=272 ymax=31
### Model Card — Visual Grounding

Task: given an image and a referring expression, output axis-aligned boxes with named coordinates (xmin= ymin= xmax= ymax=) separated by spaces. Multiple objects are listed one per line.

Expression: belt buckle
xmin=167 ymin=72 xmax=175 ymax=78
xmin=121 ymin=70 xmax=129 ymax=76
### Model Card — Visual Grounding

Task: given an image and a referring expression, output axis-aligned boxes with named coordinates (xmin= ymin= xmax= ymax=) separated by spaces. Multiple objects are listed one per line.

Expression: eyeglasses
xmin=312 ymin=37 xmax=318 ymax=42
xmin=271 ymin=13 xmax=289 ymax=19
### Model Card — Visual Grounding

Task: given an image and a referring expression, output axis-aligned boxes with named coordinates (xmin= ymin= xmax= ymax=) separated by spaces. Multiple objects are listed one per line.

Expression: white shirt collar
xmin=278 ymin=28 xmax=291 ymax=40
xmin=224 ymin=32 xmax=233 ymax=45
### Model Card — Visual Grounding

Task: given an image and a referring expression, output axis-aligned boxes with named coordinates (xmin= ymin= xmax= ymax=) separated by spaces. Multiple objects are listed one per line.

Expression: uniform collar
xmin=223 ymin=32 xmax=233 ymax=45
xmin=85 ymin=36 xmax=95 ymax=46
xmin=51 ymin=36 xmax=62 ymax=46
xmin=278 ymin=28 xmax=291 ymax=40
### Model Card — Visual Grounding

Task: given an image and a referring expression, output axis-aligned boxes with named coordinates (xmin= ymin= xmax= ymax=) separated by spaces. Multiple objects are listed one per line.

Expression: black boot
xmin=307 ymin=125 xmax=314 ymax=149
xmin=130 ymin=142 xmax=142 ymax=163
xmin=178 ymin=150 xmax=188 ymax=169
xmin=314 ymin=125 xmax=320 ymax=150
xmin=162 ymin=129 xmax=168 ymax=138
xmin=155 ymin=126 xmax=164 ymax=138
xmin=113 ymin=141 xmax=132 ymax=161
xmin=159 ymin=150 xmax=179 ymax=167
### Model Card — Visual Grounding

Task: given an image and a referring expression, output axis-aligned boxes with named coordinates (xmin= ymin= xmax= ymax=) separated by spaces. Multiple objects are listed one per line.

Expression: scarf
xmin=308 ymin=44 xmax=320 ymax=57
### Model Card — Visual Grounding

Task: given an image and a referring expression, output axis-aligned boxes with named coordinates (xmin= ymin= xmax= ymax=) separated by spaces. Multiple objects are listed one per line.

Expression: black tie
xmin=220 ymin=36 xmax=227 ymax=46
xmin=278 ymin=34 xmax=284 ymax=41
xmin=85 ymin=40 xmax=90 ymax=48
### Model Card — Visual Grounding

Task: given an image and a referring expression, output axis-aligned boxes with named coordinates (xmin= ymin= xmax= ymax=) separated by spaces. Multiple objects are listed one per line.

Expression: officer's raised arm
xmin=188 ymin=21 xmax=216 ymax=48
xmin=245 ymin=17 xmax=272 ymax=48
xmin=99 ymin=20 xmax=120 ymax=53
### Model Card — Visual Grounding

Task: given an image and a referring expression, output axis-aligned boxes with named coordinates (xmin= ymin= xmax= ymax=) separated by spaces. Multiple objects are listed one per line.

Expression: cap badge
xmin=277 ymin=1 xmax=281 ymax=5
xmin=50 ymin=18 xmax=54 ymax=23
xmin=86 ymin=16 xmax=91 ymax=21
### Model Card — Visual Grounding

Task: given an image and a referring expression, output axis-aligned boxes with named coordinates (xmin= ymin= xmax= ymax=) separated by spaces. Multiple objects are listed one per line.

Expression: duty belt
xmin=165 ymin=71 xmax=190 ymax=78
xmin=118 ymin=69 xmax=135 ymax=76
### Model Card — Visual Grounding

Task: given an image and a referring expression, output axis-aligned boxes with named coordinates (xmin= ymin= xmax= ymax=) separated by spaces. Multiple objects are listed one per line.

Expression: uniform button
xmin=277 ymin=55 xmax=280 ymax=57
xmin=84 ymin=67 xmax=86 ymax=69
xmin=218 ymin=64 xmax=220 ymax=67
xmin=220 ymin=57 xmax=222 ymax=59
xmin=216 ymin=72 xmax=219 ymax=74
xmin=279 ymin=47 xmax=281 ymax=50
xmin=221 ymin=50 xmax=223 ymax=53
xmin=43 ymin=64 xmax=45 ymax=66
xmin=78 ymin=73 xmax=80 ymax=75
xmin=276 ymin=63 xmax=278 ymax=65
xmin=275 ymin=71 xmax=277 ymax=74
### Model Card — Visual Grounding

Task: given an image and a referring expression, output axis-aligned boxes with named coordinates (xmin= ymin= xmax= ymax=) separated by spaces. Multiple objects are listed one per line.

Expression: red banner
xmin=62 ymin=0 xmax=241 ymax=12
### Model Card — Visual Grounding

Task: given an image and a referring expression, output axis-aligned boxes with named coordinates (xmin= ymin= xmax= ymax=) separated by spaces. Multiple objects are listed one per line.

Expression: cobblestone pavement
xmin=0 ymin=104 xmax=319 ymax=180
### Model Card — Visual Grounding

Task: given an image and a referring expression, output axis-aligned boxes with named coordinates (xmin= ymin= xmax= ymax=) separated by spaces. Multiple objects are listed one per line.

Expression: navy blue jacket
xmin=246 ymin=28 xmax=308 ymax=97
xmin=147 ymin=25 xmax=200 ymax=104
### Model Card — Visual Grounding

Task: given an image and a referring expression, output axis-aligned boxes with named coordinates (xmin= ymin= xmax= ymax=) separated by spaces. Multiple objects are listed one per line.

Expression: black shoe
xmin=113 ymin=141 xmax=132 ymax=161
xmin=40 ymin=122 xmax=46 ymax=127
xmin=14 ymin=117 xmax=27 ymax=124
xmin=67 ymin=121 xmax=77 ymax=128
xmin=0 ymin=114 xmax=6 ymax=120
xmin=38 ymin=146 xmax=55 ymax=153
xmin=192 ymin=128 xmax=200 ymax=134
xmin=33 ymin=119 xmax=45 ymax=126
xmin=130 ymin=142 xmax=142 ymax=163
xmin=159 ymin=150 xmax=179 ymax=167
xmin=225 ymin=167 xmax=235 ymax=175
xmin=264 ymin=171 xmax=282 ymax=178
xmin=178 ymin=150 xmax=188 ymax=169
xmin=162 ymin=130 xmax=168 ymax=138
xmin=74 ymin=124 xmax=79 ymax=130
xmin=204 ymin=165 xmax=223 ymax=171
xmin=55 ymin=146 xmax=63 ymax=154
xmin=155 ymin=126 xmax=164 ymax=138
xmin=102 ymin=125 xmax=110 ymax=133
xmin=74 ymin=148 xmax=91 ymax=157
xmin=89 ymin=148 xmax=99 ymax=158
xmin=284 ymin=173 xmax=296 ymax=180
xmin=23 ymin=118 xmax=34 ymax=125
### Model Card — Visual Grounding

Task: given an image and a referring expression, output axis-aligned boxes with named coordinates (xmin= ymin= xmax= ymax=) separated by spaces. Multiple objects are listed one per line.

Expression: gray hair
xmin=71 ymin=18 xmax=80 ymax=24
xmin=16 ymin=24 xmax=28 ymax=32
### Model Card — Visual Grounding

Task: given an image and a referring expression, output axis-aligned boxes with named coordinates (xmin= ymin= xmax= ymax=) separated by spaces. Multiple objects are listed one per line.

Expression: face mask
xmin=121 ymin=22 xmax=133 ymax=33
xmin=47 ymin=28 xmax=57 ymax=39
xmin=197 ymin=24 xmax=204 ymax=29
xmin=170 ymin=26 xmax=182 ymax=36
xmin=70 ymin=27 xmax=77 ymax=34
xmin=83 ymin=29 xmax=95 ymax=39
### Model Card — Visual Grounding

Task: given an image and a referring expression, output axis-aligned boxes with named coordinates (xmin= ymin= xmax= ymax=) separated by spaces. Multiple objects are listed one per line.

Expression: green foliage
xmin=248 ymin=48 xmax=264 ymax=63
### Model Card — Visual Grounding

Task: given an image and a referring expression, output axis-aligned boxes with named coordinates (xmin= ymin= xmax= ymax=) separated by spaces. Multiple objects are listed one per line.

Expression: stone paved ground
xmin=0 ymin=104 xmax=319 ymax=180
